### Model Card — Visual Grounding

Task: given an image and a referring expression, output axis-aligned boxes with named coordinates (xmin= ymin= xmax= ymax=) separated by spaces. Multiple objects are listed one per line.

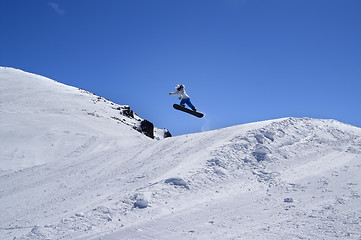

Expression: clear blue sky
xmin=1 ymin=0 xmax=360 ymax=136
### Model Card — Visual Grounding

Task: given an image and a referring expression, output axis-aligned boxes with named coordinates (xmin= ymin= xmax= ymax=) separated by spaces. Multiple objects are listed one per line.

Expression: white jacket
xmin=170 ymin=85 xmax=189 ymax=99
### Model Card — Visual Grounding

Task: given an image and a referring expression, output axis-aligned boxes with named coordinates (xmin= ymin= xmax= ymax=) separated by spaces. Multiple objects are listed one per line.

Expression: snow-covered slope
xmin=0 ymin=67 xmax=169 ymax=171
xmin=1 ymin=68 xmax=361 ymax=240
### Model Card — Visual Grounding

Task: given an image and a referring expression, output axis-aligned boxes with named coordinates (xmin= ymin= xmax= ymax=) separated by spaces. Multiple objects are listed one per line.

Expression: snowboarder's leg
xmin=180 ymin=99 xmax=186 ymax=107
xmin=184 ymin=98 xmax=196 ymax=111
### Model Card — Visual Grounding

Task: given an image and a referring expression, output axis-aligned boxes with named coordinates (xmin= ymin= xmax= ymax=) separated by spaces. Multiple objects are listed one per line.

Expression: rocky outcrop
xmin=113 ymin=105 xmax=171 ymax=140
xmin=163 ymin=130 xmax=172 ymax=138
xmin=140 ymin=120 xmax=154 ymax=139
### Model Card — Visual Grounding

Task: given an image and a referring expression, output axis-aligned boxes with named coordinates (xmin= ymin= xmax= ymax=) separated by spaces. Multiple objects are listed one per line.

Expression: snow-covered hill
xmin=1 ymin=68 xmax=361 ymax=240
xmin=0 ymin=67 xmax=170 ymax=171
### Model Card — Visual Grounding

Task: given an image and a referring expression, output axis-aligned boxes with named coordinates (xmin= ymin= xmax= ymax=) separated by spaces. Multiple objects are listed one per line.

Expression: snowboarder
xmin=169 ymin=84 xmax=197 ymax=111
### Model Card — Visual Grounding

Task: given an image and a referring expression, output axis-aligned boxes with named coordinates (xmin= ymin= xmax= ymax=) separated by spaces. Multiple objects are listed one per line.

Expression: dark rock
xmin=140 ymin=120 xmax=154 ymax=139
xmin=164 ymin=130 xmax=172 ymax=138
xmin=121 ymin=106 xmax=134 ymax=118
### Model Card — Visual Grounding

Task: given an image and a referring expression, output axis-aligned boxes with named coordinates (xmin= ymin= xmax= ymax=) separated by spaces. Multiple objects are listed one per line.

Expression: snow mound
xmin=133 ymin=194 xmax=149 ymax=209
xmin=165 ymin=177 xmax=189 ymax=189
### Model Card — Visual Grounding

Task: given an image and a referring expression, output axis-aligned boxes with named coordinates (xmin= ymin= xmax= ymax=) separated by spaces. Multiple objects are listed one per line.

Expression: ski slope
xmin=0 ymin=67 xmax=169 ymax=171
xmin=1 ymin=67 xmax=361 ymax=240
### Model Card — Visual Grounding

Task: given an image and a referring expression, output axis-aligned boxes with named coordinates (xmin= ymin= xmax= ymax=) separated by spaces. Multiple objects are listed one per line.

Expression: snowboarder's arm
xmin=169 ymin=91 xmax=178 ymax=96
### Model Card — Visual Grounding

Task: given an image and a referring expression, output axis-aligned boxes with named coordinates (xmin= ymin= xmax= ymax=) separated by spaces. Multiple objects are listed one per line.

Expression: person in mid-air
xmin=169 ymin=84 xmax=197 ymax=111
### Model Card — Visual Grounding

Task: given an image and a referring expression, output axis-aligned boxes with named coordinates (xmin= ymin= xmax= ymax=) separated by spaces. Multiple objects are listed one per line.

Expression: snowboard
xmin=173 ymin=104 xmax=204 ymax=118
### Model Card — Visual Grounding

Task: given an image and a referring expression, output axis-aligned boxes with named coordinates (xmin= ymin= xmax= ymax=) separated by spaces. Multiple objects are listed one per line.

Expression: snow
xmin=1 ymin=67 xmax=361 ymax=239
